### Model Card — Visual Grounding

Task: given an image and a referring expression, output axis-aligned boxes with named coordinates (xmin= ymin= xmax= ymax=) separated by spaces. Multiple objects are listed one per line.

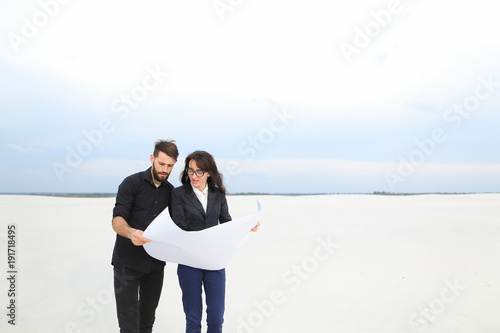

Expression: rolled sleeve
xmin=112 ymin=176 xmax=137 ymax=222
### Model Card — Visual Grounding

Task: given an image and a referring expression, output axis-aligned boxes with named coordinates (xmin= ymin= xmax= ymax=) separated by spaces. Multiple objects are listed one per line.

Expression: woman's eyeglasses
xmin=186 ymin=168 xmax=205 ymax=177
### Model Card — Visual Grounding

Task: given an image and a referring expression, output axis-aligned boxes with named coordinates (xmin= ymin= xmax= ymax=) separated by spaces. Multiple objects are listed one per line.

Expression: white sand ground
xmin=0 ymin=194 xmax=499 ymax=333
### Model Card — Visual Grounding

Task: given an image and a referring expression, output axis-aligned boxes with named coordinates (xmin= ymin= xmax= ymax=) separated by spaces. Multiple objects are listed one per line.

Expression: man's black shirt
xmin=112 ymin=167 xmax=173 ymax=273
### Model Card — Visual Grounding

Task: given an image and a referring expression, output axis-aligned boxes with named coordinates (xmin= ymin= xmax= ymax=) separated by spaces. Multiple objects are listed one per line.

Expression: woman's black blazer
xmin=169 ymin=182 xmax=232 ymax=231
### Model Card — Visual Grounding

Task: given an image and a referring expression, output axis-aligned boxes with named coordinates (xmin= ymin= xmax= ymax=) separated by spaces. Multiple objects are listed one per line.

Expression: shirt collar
xmin=191 ymin=182 xmax=208 ymax=196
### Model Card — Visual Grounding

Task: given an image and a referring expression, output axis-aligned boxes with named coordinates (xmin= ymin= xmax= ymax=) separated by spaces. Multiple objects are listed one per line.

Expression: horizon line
xmin=1 ymin=191 xmax=499 ymax=197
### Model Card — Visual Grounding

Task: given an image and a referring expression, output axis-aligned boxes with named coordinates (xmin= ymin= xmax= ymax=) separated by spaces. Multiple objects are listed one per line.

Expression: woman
xmin=169 ymin=150 xmax=258 ymax=333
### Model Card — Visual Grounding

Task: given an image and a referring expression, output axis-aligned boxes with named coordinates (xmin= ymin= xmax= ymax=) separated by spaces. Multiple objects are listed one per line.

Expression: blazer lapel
xmin=205 ymin=187 xmax=217 ymax=217
xmin=184 ymin=183 xmax=206 ymax=216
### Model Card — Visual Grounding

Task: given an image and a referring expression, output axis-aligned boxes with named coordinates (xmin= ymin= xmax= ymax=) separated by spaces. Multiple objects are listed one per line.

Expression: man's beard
xmin=152 ymin=166 xmax=169 ymax=183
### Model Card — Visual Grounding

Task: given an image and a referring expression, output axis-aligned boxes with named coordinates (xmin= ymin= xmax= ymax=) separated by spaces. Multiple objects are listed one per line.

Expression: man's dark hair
xmin=153 ymin=139 xmax=179 ymax=161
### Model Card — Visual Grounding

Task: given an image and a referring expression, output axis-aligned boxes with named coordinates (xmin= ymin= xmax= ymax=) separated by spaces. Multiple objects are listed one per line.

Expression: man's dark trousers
xmin=114 ymin=266 xmax=164 ymax=333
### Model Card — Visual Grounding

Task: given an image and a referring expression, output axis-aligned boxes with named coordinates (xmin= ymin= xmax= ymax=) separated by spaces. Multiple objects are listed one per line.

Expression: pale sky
xmin=1 ymin=0 xmax=499 ymax=194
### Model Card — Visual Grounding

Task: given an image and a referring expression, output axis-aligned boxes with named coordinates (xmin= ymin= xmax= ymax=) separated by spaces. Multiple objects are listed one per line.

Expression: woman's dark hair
xmin=180 ymin=151 xmax=226 ymax=194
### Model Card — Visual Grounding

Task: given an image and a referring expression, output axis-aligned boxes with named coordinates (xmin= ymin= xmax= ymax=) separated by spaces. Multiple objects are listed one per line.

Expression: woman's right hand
xmin=251 ymin=221 xmax=260 ymax=232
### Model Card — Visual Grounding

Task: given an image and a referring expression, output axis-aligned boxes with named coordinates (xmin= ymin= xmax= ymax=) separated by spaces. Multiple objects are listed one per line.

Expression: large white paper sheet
xmin=143 ymin=202 xmax=260 ymax=270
